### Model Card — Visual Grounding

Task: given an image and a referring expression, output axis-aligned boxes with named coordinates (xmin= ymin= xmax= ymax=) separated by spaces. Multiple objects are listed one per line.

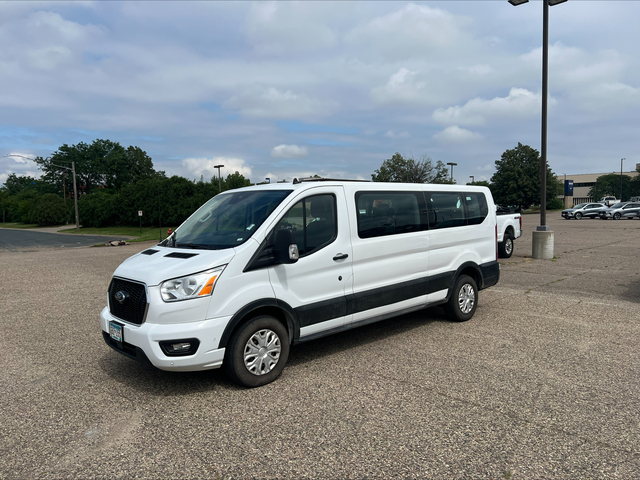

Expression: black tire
xmin=498 ymin=233 xmax=513 ymax=258
xmin=613 ymin=213 xmax=621 ymax=220
xmin=224 ymin=315 xmax=290 ymax=388
xmin=575 ymin=212 xmax=582 ymax=220
xmin=444 ymin=275 xmax=478 ymax=322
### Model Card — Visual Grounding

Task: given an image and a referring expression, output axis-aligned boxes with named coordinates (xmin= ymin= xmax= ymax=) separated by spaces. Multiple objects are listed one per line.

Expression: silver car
xmin=599 ymin=202 xmax=640 ymax=220
xmin=561 ymin=203 xmax=606 ymax=219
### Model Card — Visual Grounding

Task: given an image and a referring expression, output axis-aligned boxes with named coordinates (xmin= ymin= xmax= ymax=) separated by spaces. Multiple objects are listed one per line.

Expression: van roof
xmin=226 ymin=178 xmax=491 ymax=194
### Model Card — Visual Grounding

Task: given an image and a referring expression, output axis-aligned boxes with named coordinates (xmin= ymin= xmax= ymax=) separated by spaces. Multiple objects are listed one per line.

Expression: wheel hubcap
xmin=505 ymin=239 xmax=513 ymax=255
xmin=244 ymin=329 xmax=281 ymax=376
xmin=458 ymin=284 xmax=475 ymax=314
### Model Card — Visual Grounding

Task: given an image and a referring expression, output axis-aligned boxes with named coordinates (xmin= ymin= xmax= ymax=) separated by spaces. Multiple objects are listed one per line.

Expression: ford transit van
xmin=101 ymin=178 xmax=500 ymax=387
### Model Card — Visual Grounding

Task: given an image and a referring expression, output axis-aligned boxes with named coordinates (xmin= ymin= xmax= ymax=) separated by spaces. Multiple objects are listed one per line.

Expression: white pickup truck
xmin=496 ymin=208 xmax=522 ymax=258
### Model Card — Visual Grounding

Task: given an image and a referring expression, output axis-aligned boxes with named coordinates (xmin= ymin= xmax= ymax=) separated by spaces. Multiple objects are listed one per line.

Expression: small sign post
xmin=138 ymin=210 xmax=143 ymax=233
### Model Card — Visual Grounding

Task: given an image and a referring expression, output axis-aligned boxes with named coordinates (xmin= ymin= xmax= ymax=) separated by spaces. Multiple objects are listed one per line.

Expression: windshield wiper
xmin=175 ymin=242 xmax=213 ymax=250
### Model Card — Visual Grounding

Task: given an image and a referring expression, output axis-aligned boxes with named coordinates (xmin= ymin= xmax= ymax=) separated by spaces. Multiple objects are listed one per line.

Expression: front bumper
xmin=100 ymin=307 xmax=229 ymax=371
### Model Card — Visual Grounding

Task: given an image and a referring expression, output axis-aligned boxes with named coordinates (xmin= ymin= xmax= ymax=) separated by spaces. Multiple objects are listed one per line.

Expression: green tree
xmin=631 ymin=164 xmax=640 ymax=198
xmin=589 ymin=173 xmax=633 ymax=202
xmin=490 ymin=143 xmax=559 ymax=210
xmin=35 ymin=139 xmax=160 ymax=193
xmin=224 ymin=171 xmax=251 ymax=190
xmin=30 ymin=194 xmax=69 ymax=226
xmin=372 ymin=153 xmax=452 ymax=183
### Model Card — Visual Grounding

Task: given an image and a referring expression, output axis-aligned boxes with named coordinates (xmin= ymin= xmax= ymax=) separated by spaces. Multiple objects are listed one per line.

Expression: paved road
xmin=0 ymin=214 xmax=638 ymax=479
xmin=0 ymin=228 xmax=126 ymax=251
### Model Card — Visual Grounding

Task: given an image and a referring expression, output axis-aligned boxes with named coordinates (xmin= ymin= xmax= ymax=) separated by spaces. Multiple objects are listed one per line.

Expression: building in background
xmin=557 ymin=164 xmax=639 ymax=207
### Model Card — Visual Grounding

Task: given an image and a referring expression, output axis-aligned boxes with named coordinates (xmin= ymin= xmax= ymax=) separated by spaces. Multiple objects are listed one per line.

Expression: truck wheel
xmin=444 ymin=275 xmax=477 ymax=322
xmin=498 ymin=233 xmax=513 ymax=258
xmin=575 ymin=212 xmax=582 ymax=220
xmin=613 ymin=213 xmax=621 ymax=220
xmin=224 ymin=315 xmax=290 ymax=388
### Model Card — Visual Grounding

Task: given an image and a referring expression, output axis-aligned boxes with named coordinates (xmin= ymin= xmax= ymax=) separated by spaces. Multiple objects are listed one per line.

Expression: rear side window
xmin=427 ymin=192 xmax=488 ymax=229
xmin=465 ymin=193 xmax=489 ymax=225
xmin=356 ymin=192 xmax=426 ymax=238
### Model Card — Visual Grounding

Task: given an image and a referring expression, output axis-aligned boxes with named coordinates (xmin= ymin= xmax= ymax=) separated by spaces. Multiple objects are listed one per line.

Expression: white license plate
xmin=109 ymin=321 xmax=123 ymax=342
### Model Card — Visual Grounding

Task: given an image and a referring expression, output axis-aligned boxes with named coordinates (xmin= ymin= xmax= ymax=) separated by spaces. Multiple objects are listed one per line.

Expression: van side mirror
xmin=273 ymin=229 xmax=299 ymax=264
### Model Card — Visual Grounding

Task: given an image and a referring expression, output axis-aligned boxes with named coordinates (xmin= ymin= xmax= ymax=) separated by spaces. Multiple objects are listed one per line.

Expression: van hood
xmin=113 ymin=246 xmax=236 ymax=286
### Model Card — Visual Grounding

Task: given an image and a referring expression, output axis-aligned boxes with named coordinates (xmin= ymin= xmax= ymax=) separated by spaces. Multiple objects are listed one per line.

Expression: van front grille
xmin=109 ymin=278 xmax=148 ymax=325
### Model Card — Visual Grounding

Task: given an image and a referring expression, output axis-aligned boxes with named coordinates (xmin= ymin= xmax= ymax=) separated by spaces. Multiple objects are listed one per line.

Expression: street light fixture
xmin=3 ymin=154 xmax=80 ymax=232
xmin=446 ymin=162 xmax=457 ymax=182
xmin=509 ymin=0 xmax=567 ymax=258
xmin=470 ymin=175 xmax=475 ymax=184
xmin=214 ymin=164 xmax=224 ymax=192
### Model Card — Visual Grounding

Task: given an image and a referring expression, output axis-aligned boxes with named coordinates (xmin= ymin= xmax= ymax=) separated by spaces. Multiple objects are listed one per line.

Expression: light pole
xmin=3 ymin=154 xmax=79 ymax=232
xmin=446 ymin=162 xmax=457 ymax=182
xmin=214 ymin=165 xmax=224 ymax=192
xmin=470 ymin=175 xmax=475 ymax=184
xmin=509 ymin=0 xmax=566 ymax=259
xmin=620 ymin=158 xmax=625 ymax=200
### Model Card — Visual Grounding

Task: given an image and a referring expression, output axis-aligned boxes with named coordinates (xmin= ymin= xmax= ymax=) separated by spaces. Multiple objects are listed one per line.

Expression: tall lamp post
xmin=446 ymin=162 xmax=457 ymax=182
xmin=214 ymin=164 xmax=224 ymax=192
xmin=470 ymin=175 xmax=475 ymax=184
xmin=508 ymin=0 xmax=566 ymax=259
xmin=3 ymin=154 xmax=79 ymax=232
xmin=620 ymin=158 xmax=625 ymax=200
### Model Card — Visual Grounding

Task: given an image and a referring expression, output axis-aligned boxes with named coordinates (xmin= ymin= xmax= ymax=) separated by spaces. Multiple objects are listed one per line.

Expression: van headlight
xmin=160 ymin=266 xmax=225 ymax=302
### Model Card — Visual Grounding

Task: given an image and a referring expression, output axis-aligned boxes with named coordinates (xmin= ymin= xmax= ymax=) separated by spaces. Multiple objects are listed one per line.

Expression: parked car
xmin=599 ymin=197 xmax=620 ymax=207
xmin=561 ymin=203 xmax=606 ymax=220
xmin=496 ymin=208 xmax=522 ymax=258
xmin=630 ymin=196 xmax=640 ymax=203
xmin=598 ymin=202 xmax=640 ymax=220
xmin=101 ymin=180 xmax=501 ymax=387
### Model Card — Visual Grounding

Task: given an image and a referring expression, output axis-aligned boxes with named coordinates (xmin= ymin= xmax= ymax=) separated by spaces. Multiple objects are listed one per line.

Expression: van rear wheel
xmin=444 ymin=275 xmax=478 ymax=322
xmin=224 ymin=315 xmax=290 ymax=388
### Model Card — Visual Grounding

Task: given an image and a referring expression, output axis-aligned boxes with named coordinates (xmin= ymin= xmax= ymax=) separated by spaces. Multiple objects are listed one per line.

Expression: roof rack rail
xmin=292 ymin=177 xmax=370 ymax=184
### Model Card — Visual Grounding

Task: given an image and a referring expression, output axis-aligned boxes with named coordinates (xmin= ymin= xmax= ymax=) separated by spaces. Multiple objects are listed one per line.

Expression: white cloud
xmin=223 ymin=85 xmax=337 ymax=119
xmin=432 ymin=88 xmax=551 ymax=126
xmin=271 ymin=144 xmax=308 ymax=159
xmin=432 ymin=126 xmax=482 ymax=143
xmin=181 ymin=157 xmax=252 ymax=181
xmin=456 ymin=64 xmax=493 ymax=76
xmin=344 ymin=3 xmax=473 ymax=61
xmin=244 ymin=2 xmax=338 ymax=55
xmin=384 ymin=131 xmax=410 ymax=139
xmin=371 ymin=68 xmax=427 ymax=106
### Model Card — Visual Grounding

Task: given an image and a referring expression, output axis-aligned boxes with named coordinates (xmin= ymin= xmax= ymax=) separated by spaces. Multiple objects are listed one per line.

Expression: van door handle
xmin=333 ymin=253 xmax=349 ymax=261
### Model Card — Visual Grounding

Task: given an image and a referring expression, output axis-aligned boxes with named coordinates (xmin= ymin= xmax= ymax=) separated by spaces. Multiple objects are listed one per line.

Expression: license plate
xmin=109 ymin=321 xmax=123 ymax=343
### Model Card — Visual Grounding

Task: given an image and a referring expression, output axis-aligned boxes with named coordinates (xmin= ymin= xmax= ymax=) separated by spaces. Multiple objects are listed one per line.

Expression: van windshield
xmin=171 ymin=190 xmax=292 ymax=250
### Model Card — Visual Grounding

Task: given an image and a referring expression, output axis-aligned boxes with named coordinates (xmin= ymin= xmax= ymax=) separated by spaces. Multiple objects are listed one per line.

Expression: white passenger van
xmin=101 ymin=178 xmax=500 ymax=387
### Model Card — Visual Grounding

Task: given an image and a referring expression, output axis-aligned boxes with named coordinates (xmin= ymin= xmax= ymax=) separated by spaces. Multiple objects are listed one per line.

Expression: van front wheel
xmin=224 ymin=315 xmax=290 ymax=388
xmin=445 ymin=275 xmax=478 ymax=322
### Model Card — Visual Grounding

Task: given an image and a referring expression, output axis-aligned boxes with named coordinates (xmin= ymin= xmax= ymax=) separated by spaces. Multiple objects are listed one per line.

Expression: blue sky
xmin=1 ymin=1 xmax=639 ymax=186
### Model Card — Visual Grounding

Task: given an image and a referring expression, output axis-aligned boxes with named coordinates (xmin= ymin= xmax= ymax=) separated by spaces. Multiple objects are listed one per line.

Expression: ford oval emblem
xmin=114 ymin=290 xmax=129 ymax=304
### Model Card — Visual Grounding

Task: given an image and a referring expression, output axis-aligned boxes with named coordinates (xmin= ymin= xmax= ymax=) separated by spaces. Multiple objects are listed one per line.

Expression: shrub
xmin=30 ymin=194 xmax=69 ymax=226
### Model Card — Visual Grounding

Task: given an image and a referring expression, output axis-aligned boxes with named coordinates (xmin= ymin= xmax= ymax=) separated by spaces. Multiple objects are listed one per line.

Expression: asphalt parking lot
xmin=1 ymin=214 xmax=638 ymax=479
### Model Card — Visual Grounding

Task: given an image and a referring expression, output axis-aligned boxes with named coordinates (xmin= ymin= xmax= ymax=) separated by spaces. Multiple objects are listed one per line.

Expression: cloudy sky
xmin=1 ymin=1 xmax=638 ymax=187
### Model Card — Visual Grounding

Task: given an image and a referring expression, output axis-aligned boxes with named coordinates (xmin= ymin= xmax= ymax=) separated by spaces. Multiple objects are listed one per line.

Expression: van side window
xmin=356 ymin=192 xmax=426 ymax=238
xmin=465 ymin=193 xmax=488 ymax=225
xmin=274 ymin=194 xmax=336 ymax=256
xmin=428 ymin=192 xmax=488 ymax=229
